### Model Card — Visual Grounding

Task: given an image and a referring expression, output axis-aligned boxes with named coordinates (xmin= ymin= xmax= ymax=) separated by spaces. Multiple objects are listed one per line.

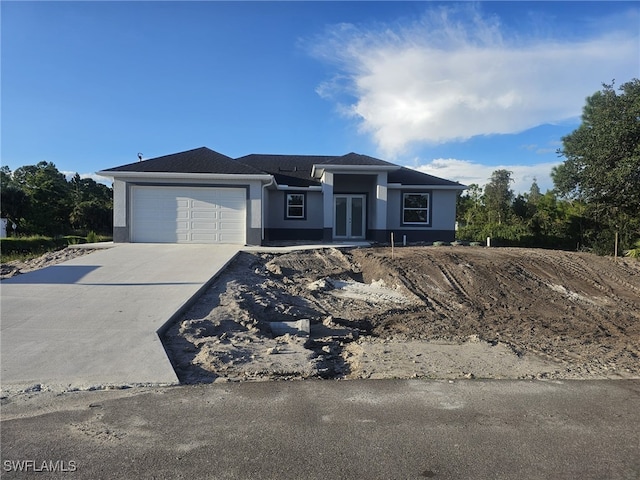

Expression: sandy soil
xmin=163 ymin=246 xmax=640 ymax=383
xmin=2 ymin=245 xmax=638 ymax=386
xmin=0 ymin=247 xmax=97 ymax=279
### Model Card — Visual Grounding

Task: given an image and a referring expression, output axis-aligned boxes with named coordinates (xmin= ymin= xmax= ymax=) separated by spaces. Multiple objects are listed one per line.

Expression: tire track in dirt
xmin=583 ymin=256 xmax=640 ymax=299
xmin=164 ymin=246 xmax=640 ymax=381
xmin=353 ymin=247 xmax=640 ymax=373
xmin=356 ymin=254 xmax=453 ymax=320
xmin=521 ymin=249 xmax=640 ymax=361
xmin=537 ymin=251 xmax=639 ymax=366
xmin=436 ymin=263 xmax=473 ymax=303
xmin=532 ymin=250 xmax=615 ymax=294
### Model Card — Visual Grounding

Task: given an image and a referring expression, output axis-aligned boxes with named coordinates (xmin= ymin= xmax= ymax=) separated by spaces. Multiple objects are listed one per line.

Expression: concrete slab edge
xmin=155 ymin=244 xmax=367 ymax=338
xmin=68 ymin=242 xmax=115 ymax=250
xmin=155 ymin=250 xmax=241 ymax=338
xmin=0 ymin=381 xmax=178 ymax=398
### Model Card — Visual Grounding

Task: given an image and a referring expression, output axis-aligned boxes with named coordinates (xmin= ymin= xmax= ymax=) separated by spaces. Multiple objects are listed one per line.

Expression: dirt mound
xmin=352 ymin=248 xmax=640 ymax=370
xmin=163 ymin=246 xmax=640 ymax=382
xmin=0 ymin=247 xmax=97 ymax=279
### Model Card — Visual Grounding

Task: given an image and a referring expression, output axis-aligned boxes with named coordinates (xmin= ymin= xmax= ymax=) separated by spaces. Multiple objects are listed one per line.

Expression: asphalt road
xmin=1 ymin=379 xmax=638 ymax=479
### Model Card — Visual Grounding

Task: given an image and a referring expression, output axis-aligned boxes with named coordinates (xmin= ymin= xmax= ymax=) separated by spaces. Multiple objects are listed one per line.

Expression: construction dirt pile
xmin=0 ymin=247 xmax=96 ymax=279
xmin=163 ymin=246 xmax=640 ymax=383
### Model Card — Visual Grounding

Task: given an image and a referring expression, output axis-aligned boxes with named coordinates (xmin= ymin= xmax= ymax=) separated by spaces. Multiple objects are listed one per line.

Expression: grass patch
xmin=1 ymin=235 xmax=68 ymax=259
xmin=0 ymin=234 xmax=111 ymax=262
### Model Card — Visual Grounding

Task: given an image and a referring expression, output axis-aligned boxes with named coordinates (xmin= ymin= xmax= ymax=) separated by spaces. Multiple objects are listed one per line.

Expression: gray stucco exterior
xmin=385 ymin=188 xmax=458 ymax=242
xmin=99 ymin=147 xmax=465 ymax=245
xmin=263 ymin=185 xmax=460 ymax=244
xmin=264 ymin=190 xmax=324 ymax=241
xmin=108 ymin=176 xmax=267 ymax=244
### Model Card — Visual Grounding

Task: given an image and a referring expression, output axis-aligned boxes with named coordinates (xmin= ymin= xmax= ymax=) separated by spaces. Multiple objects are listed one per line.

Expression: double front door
xmin=334 ymin=195 xmax=366 ymax=239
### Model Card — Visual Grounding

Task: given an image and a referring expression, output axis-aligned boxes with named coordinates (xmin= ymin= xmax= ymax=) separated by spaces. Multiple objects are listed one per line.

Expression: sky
xmin=2 ymin=1 xmax=638 ymax=194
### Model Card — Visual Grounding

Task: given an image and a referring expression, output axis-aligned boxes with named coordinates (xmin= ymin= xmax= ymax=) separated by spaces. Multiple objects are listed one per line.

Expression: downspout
xmin=261 ymin=176 xmax=275 ymax=241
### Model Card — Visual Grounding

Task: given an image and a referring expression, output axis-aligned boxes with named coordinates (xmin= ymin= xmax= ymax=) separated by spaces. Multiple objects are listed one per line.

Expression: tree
xmin=0 ymin=184 xmax=30 ymax=226
xmin=456 ymin=183 xmax=485 ymax=226
xmin=484 ymin=169 xmax=514 ymax=225
xmin=69 ymin=173 xmax=113 ymax=232
xmin=553 ymin=79 xmax=640 ymax=253
xmin=0 ymin=165 xmax=11 ymax=186
xmin=1 ymin=167 xmax=31 ymax=231
xmin=528 ymin=178 xmax=542 ymax=205
xmin=11 ymin=162 xmax=72 ymax=235
xmin=1 ymin=162 xmax=113 ymax=236
xmin=552 ymin=79 xmax=640 ymax=240
xmin=511 ymin=194 xmax=530 ymax=221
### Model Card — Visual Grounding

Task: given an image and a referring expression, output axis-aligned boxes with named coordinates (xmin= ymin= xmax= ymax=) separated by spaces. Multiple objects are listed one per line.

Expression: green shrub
xmin=457 ymin=223 xmax=577 ymax=250
xmin=66 ymin=235 xmax=86 ymax=245
xmin=0 ymin=236 xmax=66 ymax=258
xmin=86 ymin=231 xmax=98 ymax=244
xmin=0 ymin=234 xmax=97 ymax=259
xmin=624 ymin=240 xmax=640 ymax=259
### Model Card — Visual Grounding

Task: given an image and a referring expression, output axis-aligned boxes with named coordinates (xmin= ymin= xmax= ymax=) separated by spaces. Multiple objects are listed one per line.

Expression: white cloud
xmin=519 ymin=140 xmax=562 ymax=156
xmin=413 ymin=158 xmax=561 ymax=194
xmin=311 ymin=5 xmax=639 ymax=157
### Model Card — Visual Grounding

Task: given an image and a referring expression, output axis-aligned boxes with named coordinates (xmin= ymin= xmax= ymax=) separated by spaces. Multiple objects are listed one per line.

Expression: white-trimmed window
xmin=286 ymin=193 xmax=305 ymax=219
xmin=403 ymin=193 xmax=430 ymax=224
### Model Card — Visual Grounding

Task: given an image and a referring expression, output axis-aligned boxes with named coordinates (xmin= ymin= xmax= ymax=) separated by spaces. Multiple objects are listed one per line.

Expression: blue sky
xmin=2 ymin=1 xmax=638 ymax=194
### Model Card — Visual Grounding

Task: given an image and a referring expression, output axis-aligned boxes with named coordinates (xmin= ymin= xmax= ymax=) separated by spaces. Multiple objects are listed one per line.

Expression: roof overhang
xmin=387 ymin=183 xmax=468 ymax=190
xmin=97 ymin=171 xmax=274 ymax=182
xmin=311 ymin=164 xmax=398 ymax=179
xmin=275 ymin=184 xmax=323 ymax=191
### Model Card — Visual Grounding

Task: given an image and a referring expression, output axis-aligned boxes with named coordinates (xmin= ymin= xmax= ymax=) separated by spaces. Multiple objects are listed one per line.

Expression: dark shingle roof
xmin=237 ymin=152 xmax=399 ymax=186
xmin=388 ymin=167 xmax=463 ymax=186
xmin=237 ymin=154 xmax=331 ymax=187
xmin=102 ymin=147 xmax=264 ymax=175
xmin=325 ymin=152 xmax=397 ymax=166
xmin=101 ymin=147 xmax=463 ymax=188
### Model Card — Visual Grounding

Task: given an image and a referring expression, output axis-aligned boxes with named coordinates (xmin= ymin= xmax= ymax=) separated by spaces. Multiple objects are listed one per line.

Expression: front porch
xmin=320 ymin=170 xmax=391 ymax=243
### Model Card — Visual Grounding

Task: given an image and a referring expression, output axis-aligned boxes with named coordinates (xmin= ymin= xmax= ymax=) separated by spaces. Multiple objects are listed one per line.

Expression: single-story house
xmin=98 ymin=147 xmax=466 ymax=245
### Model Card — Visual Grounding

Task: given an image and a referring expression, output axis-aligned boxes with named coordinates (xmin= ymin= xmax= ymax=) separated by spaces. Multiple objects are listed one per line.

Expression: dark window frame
xmin=401 ymin=192 xmax=431 ymax=226
xmin=284 ymin=192 xmax=307 ymax=220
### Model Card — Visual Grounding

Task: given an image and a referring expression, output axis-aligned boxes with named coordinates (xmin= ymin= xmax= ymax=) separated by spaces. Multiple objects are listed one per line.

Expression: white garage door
xmin=131 ymin=186 xmax=246 ymax=244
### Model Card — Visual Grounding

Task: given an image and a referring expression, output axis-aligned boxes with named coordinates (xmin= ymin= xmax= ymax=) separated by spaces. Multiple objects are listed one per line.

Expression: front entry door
xmin=334 ymin=195 xmax=366 ymax=239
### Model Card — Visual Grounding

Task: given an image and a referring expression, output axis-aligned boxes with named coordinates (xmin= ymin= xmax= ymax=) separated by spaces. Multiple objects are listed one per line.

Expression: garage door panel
xmin=218 ymin=218 xmax=243 ymax=230
xmin=219 ymin=234 xmax=242 ymax=243
xmin=191 ymin=211 xmax=219 ymax=220
xmin=219 ymin=212 xmax=241 ymax=220
xmin=191 ymin=233 xmax=220 ymax=242
xmin=191 ymin=200 xmax=216 ymax=209
xmin=132 ymin=186 xmax=246 ymax=244
xmin=219 ymin=200 xmax=245 ymax=211
xmin=190 ymin=221 xmax=218 ymax=230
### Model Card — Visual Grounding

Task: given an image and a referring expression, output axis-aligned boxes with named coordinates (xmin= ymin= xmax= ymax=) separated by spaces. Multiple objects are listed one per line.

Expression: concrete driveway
xmin=1 ymin=243 xmax=240 ymax=390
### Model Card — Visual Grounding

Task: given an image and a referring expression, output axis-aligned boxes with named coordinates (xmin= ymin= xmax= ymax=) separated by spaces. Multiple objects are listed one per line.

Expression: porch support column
xmin=113 ymin=180 xmax=128 ymax=242
xmin=374 ymin=172 xmax=388 ymax=243
xmin=322 ymin=171 xmax=334 ymax=241
xmin=247 ymin=181 xmax=262 ymax=245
